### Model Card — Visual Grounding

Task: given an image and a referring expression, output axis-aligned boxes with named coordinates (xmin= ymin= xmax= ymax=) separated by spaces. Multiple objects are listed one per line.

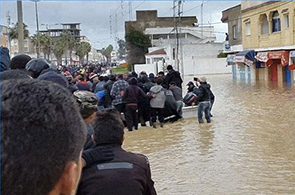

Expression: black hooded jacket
xmin=195 ymin=82 xmax=214 ymax=103
xmin=164 ymin=69 xmax=183 ymax=88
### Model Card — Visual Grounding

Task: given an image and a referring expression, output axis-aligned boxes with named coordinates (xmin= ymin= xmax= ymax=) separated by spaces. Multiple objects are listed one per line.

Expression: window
xmin=272 ymin=11 xmax=281 ymax=32
xmin=261 ymin=14 xmax=269 ymax=35
xmin=284 ymin=14 xmax=289 ymax=28
xmin=245 ymin=22 xmax=251 ymax=36
xmin=173 ymin=48 xmax=176 ymax=60
xmin=146 ymin=58 xmax=151 ymax=64
xmin=233 ymin=25 xmax=237 ymax=39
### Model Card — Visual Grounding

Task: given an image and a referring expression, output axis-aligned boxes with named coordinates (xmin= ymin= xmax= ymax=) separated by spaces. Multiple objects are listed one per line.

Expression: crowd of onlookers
xmin=1 ymin=47 xmax=215 ymax=195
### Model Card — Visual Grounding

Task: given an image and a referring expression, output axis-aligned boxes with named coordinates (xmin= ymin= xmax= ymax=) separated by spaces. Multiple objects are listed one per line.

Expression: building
xmin=125 ymin=10 xmax=198 ymax=34
xmin=40 ymin=23 xmax=81 ymax=40
xmin=1 ymin=25 xmax=9 ymax=48
xmin=222 ymin=1 xmax=295 ymax=83
xmin=221 ymin=4 xmax=243 ymax=52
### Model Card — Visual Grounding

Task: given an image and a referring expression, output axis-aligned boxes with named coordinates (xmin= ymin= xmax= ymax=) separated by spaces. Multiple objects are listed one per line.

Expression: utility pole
xmin=17 ymin=1 xmax=24 ymax=54
xmin=178 ymin=0 xmax=184 ymax=78
xmin=128 ymin=1 xmax=132 ymax=21
xmin=115 ymin=13 xmax=118 ymax=41
xmin=109 ymin=14 xmax=113 ymax=38
xmin=6 ymin=11 xmax=11 ymax=50
xmin=201 ymin=0 xmax=204 ymax=39
xmin=33 ymin=0 xmax=41 ymax=58
xmin=173 ymin=0 xmax=179 ymax=72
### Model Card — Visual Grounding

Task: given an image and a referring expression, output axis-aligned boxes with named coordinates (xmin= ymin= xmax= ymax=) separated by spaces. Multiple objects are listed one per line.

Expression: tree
xmin=76 ymin=42 xmax=91 ymax=64
xmin=9 ymin=22 xmax=29 ymax=40
xmin=125 ymin=28 xmax=151 ymax=70
xmin=60 ymin=30 xmax=77 ymax=65
xmin=40 ymin=34 xmax=52 ymax=60
xmin=117 ymin=39 xmax=126 ymax=60
xmin=31 ymin=34 xmax=52 ymax=60
xmin=101 ymin=44 xmax=113 ymax=64
xmin=52 ymin=38 xmax=66 ymax=65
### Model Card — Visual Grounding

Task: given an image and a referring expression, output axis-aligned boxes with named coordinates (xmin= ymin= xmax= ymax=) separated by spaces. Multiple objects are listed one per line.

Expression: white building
xmin=134 ymin=26 xmax=231 ymax=76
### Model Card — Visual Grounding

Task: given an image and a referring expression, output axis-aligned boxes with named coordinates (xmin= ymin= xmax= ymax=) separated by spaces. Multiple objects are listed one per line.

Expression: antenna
xmin=109 ymin=14 xmax=112 ymax=38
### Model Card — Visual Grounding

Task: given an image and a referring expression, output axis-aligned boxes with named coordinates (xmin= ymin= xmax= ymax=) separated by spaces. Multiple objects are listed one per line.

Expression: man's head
xmin=1 ymin=79 xmax=86 ymax=195
xmin=10 ymin=54 xmax=32 ymax=70
xmin=157 ymin=71 xmax=164 ymax=79
xmin=93 ymin=109 xmax=125 ymax=146
xmin=0 ymin=69 xmax=31 ymax=81
xmin=169 ymin=81 xmax=176 ymax=88
xmin=73 ymin=90 xmax=98 ymax=120
xmin=25 ymin=58 xmax=50 ymax=78
xmin=199 ymin=77 xmax=207 ymax=83
xmin=167 ymin=65 xmax=173 ymax=71
xmin=156 ymin=78 xmax=163 ymax=85
xmin=187 ymin=81 xmax=195 ymax=89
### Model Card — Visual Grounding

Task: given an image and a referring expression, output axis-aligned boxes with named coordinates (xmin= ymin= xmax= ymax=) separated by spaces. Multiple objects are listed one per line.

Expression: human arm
xmin=81 ymin=146 xmax=114 ymax=168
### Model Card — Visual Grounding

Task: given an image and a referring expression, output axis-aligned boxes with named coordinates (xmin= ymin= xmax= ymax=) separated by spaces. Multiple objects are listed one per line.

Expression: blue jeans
xmin=176 ymin=101 xmax=183 ymax=118
xmin=198 ymin=101 xmax=211 ymax=123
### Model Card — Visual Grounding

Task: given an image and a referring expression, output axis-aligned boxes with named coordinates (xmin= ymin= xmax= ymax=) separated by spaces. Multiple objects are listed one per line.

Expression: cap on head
xmin=73 ymin=91 xmax=98 ymax=113
xmin=38 ymin=71 xmax=69 ymax=88
xmin=187 ymin=81 xmax=194 ymax=86
xmin=25 ymin=58 xmax=50 ymax=78
xmin=199 ymin=77 xmax=207 ymax=83
xmin=10 ymin=54 xmax=32 ymax=70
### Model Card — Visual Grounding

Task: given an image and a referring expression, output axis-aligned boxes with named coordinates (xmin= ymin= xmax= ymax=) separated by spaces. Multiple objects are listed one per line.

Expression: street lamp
xmin=32 ymin=0 xmax=41 ymax=58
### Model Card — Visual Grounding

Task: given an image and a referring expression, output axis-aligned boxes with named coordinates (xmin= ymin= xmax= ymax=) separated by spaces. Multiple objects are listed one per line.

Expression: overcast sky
xmin=1 ymin=1 xmax=240 ymax=49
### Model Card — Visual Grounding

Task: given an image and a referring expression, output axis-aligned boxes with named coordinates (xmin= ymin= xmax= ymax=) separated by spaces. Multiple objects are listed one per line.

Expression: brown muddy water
xmin=123 ymin=74 xmax=295 ymax=195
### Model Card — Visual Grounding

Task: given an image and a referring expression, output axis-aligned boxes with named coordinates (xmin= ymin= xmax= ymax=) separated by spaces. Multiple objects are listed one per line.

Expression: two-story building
xmin=222 ymin=1 xmax=295 ymax=84
xmin=241 ymin=1 xmax=295 ymax=83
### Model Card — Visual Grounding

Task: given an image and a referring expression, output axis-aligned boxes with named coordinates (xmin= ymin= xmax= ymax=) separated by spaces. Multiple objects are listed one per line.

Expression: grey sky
xmin=1 ymin=1 xmax=240 ymax=48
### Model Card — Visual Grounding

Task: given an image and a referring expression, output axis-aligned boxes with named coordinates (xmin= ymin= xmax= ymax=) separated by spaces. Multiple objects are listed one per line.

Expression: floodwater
xmin=123 ymin=74 xmax=295 ymax=195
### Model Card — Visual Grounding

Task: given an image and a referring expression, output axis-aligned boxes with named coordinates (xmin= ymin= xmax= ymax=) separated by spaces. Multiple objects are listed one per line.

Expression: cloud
xmin=1 ymin=1 xmax=240 ymax=46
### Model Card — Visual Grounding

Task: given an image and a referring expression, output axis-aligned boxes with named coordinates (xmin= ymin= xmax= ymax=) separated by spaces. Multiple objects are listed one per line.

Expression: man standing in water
xmin=193 ymin=77 xmax=213 ymax=123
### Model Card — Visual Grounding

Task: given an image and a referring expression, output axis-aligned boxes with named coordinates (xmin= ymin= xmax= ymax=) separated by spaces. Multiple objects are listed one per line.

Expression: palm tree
xmin=30 ymin=34 xmax=39 ymax=56
xmin=76 ymin=42 xmax=91 ymax=64
xmin=52 ymin=38 xmax=66 ymax=65
xmin=40 ymin=34 xmax=52 ymax=60
xmin=60 ymin=30 xmax=76 ymax=65
xmin=9 ymin=22 xmax=29 ymax=40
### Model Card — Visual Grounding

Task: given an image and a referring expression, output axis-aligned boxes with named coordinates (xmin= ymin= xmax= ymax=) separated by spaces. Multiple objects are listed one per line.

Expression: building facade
xmin=222 ymin=1 xmax=295 ymax=84
xmin=125 ymin=10 xmax=198 ymax=34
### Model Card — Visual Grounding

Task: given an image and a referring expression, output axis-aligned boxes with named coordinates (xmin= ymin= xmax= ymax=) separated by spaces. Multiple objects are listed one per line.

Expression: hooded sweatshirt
xmin=149 ymin=85 xmax=166 ymax=108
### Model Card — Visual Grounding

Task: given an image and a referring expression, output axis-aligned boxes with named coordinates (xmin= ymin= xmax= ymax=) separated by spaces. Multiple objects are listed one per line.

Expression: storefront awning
xmin=255 ymin=52 xmax=268 ymax=62
xmin=234 ymin=50 xmax=255 ymax=66
xmin=268 ymin=51 xmax=289 ymax=66
xmin=226 ymin=54 xmax=235 ymax=65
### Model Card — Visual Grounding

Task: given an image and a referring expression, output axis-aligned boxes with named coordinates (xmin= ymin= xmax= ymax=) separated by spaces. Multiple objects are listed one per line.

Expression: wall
xmin=222 ymin=4 xmax=242 ymax=46
xmin=242 ymin=2 xmax=295 ymax=49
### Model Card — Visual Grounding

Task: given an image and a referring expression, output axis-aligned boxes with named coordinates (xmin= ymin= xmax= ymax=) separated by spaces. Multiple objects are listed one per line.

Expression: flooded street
xmin=123 ymin=74 xmax=295 ymax=195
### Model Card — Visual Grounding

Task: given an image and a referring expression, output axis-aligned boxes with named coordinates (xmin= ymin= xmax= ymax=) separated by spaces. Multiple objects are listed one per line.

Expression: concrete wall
xmin=242 ymin=2 xmax=295 ymax=49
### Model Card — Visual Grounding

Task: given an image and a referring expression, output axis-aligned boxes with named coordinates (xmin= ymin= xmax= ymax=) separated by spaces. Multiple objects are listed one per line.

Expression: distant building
xmin=125 ymin=10 xmax=198 ymax=34
xmin=40 ymin=23 xmax=81 ymax=41
xmin=1 ymin=25 xmax=9 ymax=48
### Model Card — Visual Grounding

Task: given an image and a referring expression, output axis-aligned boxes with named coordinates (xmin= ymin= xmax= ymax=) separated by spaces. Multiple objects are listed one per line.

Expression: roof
xmin=145 ymin=49 xmax=166 ymax=56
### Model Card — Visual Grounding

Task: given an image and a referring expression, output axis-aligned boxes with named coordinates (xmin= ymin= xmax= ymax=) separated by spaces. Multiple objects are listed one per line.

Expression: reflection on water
xmin=123 ymin=75 xmax=295 ymax=194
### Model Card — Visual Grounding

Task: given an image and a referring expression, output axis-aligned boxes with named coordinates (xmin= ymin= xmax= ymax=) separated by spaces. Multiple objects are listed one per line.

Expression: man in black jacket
xmin=77 ymin=109 xmax=157 ymax=195
xmin=164 ymin=65 xmax=183 ymax=88
xmin=193 ymin=77 xmax=213 ymax=124
xmin=123 ymin=77 xmax=151 ymax=131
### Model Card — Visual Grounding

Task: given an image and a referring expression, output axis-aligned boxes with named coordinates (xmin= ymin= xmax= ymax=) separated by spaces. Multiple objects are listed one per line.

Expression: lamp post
xmin=32 ymin=0 xmax=41 ymax=58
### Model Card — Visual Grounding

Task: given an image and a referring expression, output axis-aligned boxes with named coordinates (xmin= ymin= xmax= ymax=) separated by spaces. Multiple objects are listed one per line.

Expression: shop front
xmin=234 ymin=50 xmax=256 ymax=82
xmin=267 ymin=51 xmax=289 ymax=82
xmin=226 ymin=54 xmax=237 ymax=79
xmin=289 ymin=51 xmax=295 ymax=82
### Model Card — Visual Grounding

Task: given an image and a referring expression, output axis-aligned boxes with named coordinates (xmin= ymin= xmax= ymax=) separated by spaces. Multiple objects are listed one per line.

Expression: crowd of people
xmin=1 ymin=48 xmax=215 ymax=194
